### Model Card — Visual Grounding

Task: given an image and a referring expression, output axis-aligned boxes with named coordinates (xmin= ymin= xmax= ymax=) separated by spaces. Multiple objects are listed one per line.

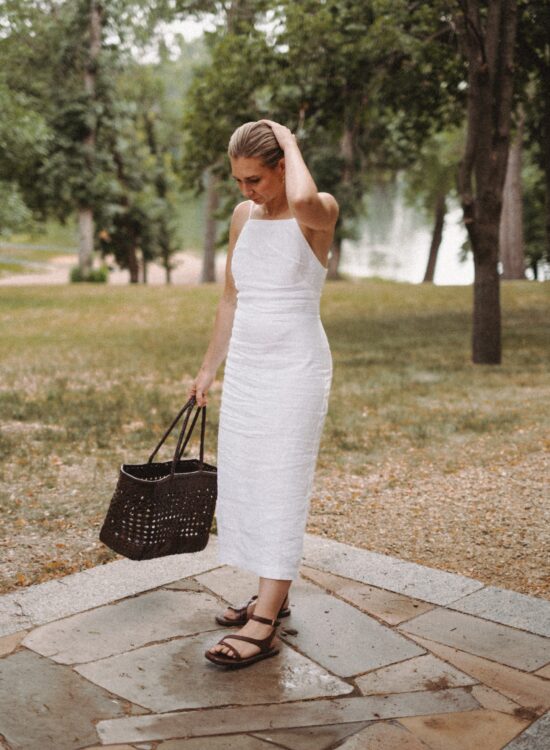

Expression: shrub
xmin=69 ymin=264 xmax=109 ymax=283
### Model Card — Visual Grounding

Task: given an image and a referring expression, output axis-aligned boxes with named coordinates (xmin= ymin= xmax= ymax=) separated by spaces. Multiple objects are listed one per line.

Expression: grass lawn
xmin=0 ymin=278 xmax=548 ymax=597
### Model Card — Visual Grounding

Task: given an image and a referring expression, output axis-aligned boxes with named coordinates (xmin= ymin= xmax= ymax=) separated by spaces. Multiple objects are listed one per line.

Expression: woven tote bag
xmin=99 ymin=396 xmax=217 ymax=560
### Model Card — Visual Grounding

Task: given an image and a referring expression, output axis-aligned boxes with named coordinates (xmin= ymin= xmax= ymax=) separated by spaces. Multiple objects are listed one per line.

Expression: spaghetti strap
xmin=248 ymin=200 xmax=254 ymax=219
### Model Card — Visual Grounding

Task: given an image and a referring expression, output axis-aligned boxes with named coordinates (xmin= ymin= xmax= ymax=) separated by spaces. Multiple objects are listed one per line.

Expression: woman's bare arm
xmin=188 ymin=202 xmax=247 ymax=405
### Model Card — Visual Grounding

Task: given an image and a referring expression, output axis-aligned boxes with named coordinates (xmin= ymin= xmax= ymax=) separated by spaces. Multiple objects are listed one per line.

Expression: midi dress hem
xmin=216 ymin=549 xmax=298 ymax=581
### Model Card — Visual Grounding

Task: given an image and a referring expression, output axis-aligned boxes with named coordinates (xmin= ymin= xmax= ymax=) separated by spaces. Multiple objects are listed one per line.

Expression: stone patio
xmin=0 ymin=534 xmax=549 ymax=749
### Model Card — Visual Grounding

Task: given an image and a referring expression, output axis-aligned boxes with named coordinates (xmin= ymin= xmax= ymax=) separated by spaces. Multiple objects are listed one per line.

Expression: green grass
xmin=0 ymin=278 xmax=547 ymax=470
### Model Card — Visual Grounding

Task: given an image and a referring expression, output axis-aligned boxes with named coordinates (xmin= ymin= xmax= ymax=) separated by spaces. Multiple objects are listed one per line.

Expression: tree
xmin=0 ymin=80 xmax=50 ymax=235
xmin=180 ymin=0 xmax=465 ymax=281
xmin=402 ymin=127 xmax=465 ymax=282
xmin=0 ymin=0 xmax=189 ymax=281
xmin=522 ymin=149 xmax=547 ymax=279
xmin=453 ymin=0 xmax=518 ymax=364
xmin=179 ymin=4 xmax=280 ymax=259
xmin=95 ymin=61 xmax=183 ymax=283
xmin=516 ymin=0 xmax=550 ymax=271
xmin=499 ymin=106 xmax=525 ymax=279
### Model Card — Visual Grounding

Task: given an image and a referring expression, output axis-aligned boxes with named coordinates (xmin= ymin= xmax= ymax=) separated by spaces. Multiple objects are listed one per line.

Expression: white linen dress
xmin=216 ymin=199 xmax=333 ymax=580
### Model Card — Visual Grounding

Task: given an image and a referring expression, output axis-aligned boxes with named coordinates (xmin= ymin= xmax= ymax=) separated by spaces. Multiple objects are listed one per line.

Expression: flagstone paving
xmin=0 ymin=533 xmax=548 ymax=750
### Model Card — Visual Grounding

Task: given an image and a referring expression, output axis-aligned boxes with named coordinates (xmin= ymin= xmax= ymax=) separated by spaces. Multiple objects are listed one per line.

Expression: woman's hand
xmin=258 ymin=119 xmax=296 ymax=151
xmin=187 ymin=365 xmax=216 ymax=407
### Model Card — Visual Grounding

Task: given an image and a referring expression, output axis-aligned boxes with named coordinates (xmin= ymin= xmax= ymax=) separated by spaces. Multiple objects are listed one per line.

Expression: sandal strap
xmin=249 ymin=613 xmax=281 ymax=627
xmin=222 ymin=632 xmax=275 ymax=652
xmin=227 ymin=594 xmax=257 ymax=615
xmin=215 ymin=638 xmax=242 ymax=660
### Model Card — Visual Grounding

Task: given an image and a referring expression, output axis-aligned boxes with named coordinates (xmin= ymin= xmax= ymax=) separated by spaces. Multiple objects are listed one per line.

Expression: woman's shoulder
xmin=233 ymin=200 xmax=252 ymax=220
xmin=228 ymin=201 xmax=253 ymax=246
xmin=229 ymin=200 xmax=252 ymax=234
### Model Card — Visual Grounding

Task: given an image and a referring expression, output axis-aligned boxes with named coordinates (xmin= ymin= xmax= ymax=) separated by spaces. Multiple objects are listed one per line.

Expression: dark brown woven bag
xmin=99 ymin=396 xmax=217 ymax=560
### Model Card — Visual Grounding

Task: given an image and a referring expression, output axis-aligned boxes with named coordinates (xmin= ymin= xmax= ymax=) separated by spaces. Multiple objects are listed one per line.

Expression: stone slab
xmin=471 ymin=685 xmax=523 ymax=715
xmin=302 ymin=534 xmax=484 ymax=605
xmin=251 ymin=721 xmax=371 ymax=750
xmin=76 ymin=629 xmax=353 ymax=713
xmin=0 ymin=629 xmax=27 ymax=657
xmin=403 ymin=633 xmax=550 ymax=713
xmin=356 ymin=653 xmax=476 ymax=695
xmin=157 ymin=737 xmax=278 ymax=749
xmin=502 ymin=710 xmax=550 ymax=749
xmin=0 ymin=539 xmax=222 ymax=637
xmin=535 ymin=664 xmax=550 ymax=679
xmin=398 ymin=709 xmax=530 ymax=750
xmin=196 ymin=567 xmax=424 ymax=677
xmin=195 ymin=565 xmax=258 ymax=606
xmin=337 ymin=721 xmax=432 ymax=749
xmin=449 ymin=586 xmax=550 ymax=638
xmin=0 ymin=649 xmax=128 ymax=750
xmin=300 ymin=566 xmax=434 ymax=625
xmin=22 ymin=590 xmax=221 ymax=664
xmin=398 ymin=607 xmax=550 ymax=671
xmin=96 ymin=689 xmax=480 ymax=744
xmin=0 ymin=580 xmax=58 ymax=636
xmin=162 ymin=578 xmax=206 ymax=592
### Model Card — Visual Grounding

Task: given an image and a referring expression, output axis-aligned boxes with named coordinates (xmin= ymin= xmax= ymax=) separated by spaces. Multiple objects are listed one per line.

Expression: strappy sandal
xmin=204 ymin=613 xmax=281 ymax=669
xmin=215 ymin=594 xmax=290 ymax=627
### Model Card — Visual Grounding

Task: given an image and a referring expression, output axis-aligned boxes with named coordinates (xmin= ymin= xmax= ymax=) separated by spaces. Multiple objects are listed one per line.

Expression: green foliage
xmin=179 ymin=0 xmax=466 ymax=251
xmin=402 ymin=125 xmax=465 ymax=220
xmin=69 ymin=264 xmax=109 ymax=283
xmin=522 ymin=150 xmax=548 ymax=275
xmin=0 ymin=0 xmax=548 ymax=283
xmin=0 ymin=0 xmax=204 ymax=276
xmin=0 ymin=182 xmax=35 ymax=236
xmin=0 ymin=78 xmax=51 ymax=226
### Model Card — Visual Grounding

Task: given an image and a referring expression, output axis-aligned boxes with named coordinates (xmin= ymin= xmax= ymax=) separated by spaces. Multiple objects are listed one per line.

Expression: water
xmin=340 ymin=177 xmax=473 ymax=286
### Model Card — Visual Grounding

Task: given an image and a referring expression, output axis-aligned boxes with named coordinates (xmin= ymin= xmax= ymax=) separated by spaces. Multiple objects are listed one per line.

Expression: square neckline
xmin=246 ymin=202 xmax=328 ymax=271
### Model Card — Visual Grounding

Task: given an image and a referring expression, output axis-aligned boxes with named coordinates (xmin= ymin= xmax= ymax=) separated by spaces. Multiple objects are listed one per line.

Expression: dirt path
xmin=0 ymin=251 xmax=227 ymax=286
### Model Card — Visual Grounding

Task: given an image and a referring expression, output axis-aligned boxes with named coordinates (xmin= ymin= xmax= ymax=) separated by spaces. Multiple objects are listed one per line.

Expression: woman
xmin=188 ymin=119 xmax=338 ymax=669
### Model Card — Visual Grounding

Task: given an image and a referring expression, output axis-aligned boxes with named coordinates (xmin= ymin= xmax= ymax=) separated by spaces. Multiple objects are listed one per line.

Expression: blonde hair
xmin=227 ymin=121 xmax=284 ymax=169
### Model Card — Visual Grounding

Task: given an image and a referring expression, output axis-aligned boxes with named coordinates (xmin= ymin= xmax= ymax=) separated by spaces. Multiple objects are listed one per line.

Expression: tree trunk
xmin=500 ymin=109 xmax=525 ymax=279
xmin=128 ymin=244 xmax=139 ymax=283
xmin=142 ymin=250 xmax=148 ymax=284
xmin=423 ymin=191 xmax=446 ymax=283
xmin=78 ymin=0 xmax=102 ymax=276
xmin=327 ymin=237 xmax=342 ymax=280
xmin=473 ymin=247 xmax=501 ymax=364
xmin=455 ymin=0 xmax=518 ymax=364
xmin=143 ymin=111 xmax=173 ymax=284
xmin=543 ymin=90 xmax=550 ymax=270
xmin=201 ymin=168 xmax=219 ymax=283
xmin=78 ymin=208 xmax=94 ymax=275
xmin=327 ymin=122 xmax=354 ymax=282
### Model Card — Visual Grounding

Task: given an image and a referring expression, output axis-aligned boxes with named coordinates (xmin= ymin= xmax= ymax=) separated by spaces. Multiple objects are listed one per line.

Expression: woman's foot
xmin=219 ymin=593 xmax=289 ymax=623
xmin=207 ymin=616 xmax=281 ymax=661
xmin=220 ymin=598 xmax=257 ymax=623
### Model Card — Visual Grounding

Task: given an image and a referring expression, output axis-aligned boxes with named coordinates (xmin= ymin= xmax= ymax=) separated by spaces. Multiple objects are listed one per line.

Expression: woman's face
xmin=230 ymin=156 xmax=284 ymax=205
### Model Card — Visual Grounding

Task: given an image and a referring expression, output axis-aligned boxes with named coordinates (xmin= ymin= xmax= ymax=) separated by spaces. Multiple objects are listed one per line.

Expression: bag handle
xmin=171 ymin=401 xmax=206 ymax=478
xmin=147 ymin=396 xmax=205 ymax=468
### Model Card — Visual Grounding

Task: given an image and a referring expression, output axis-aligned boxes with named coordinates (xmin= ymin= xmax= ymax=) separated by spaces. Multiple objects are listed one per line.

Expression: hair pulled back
xmin=227 ymin=121 xmax=284 ymax=169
